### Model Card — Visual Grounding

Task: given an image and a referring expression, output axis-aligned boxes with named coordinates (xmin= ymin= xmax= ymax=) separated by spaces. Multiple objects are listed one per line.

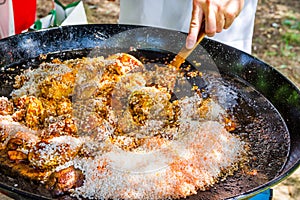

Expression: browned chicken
xmin=0 ymin=53 xmax=240 ymax=199
xmin=0 ymin=97 xmax=13 ymax=115
xmin=46 ymin=166 xmax=84 ymax=196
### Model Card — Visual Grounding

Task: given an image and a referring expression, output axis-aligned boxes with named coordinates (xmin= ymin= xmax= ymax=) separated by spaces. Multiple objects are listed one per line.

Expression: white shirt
xmin=119 ymin=0 xmax=258 ymax=54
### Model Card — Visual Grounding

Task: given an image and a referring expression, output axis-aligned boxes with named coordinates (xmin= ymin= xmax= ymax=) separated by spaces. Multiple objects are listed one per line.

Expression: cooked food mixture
xmin=0 ymin=53 xmax=245 ymax=199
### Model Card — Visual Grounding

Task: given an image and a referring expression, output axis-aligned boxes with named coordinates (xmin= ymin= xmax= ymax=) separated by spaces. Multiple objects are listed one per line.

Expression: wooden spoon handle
xmin=170 ymin=23 xmax=206 ymax=69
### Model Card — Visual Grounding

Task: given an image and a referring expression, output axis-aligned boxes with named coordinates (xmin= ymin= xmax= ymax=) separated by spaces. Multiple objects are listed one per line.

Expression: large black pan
xmin=0 ymin=24 xmax=299 ymax=200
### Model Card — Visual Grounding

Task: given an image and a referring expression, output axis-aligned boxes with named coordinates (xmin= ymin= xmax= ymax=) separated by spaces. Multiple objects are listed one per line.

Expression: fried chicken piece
xmin=25 ymin=97 xmax=44 ymax=129
xmin=39 ymin=98 xmax=57 ymax=117
xmin=93 ymin=97 xmax=111 ymax=119
xmin=41 ymin=97 xmax=72 ymax=119
xmin=0 ymin=117 xmax=37 ymax=150
xmin=42 ymin=115 xmax=77 ymax=139
xmin=112 ymin=86 xmax=179 ymax=141
xmin=7 ymin=150 xmax=28 ymax=161
xmin=0 ymin=97 xmax=13 ymax=116
xmin=72 ymin=97 xmax=113 ymax=139
xmin=111 ymin=72 xmax=147 ymax=108
xmin=12 ymin=96 xmax=73 ymax=131
xmin=128 ymin=87 xmax=173 ymax=125
xmin=68 ymin=57 xmax=106 ymax=101
xmin=46 ymin=166 xmax=84 ymax=196
xmin=12 ymin=96 xmax=28 ymax=121
xmin=28 ymin=136 xmax=82 ymax=170
xmin=72 ymin=97 xmax=109 ymax=121
xmin=106 ymin=53 xmax=145 ymax=75
xmin=93 ymin=53 xmax=145 ymax=100
xmin=6 ymin=131 xmax=39 ymax=162
xmin=11 ymin=62 xmax=75 ymax=99
xmin=77 ymin=114 xmax=110 ymax=137
xmin=39 ymin=71 xmax=76 ymax=100
xmin=12 ymin=96 xmax=44 ymax=130
xmin=0 ymin=150 xmax=51 ymax=182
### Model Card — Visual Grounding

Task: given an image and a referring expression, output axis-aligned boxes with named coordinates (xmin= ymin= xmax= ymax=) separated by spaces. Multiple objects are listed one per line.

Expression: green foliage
xmin=281 ymin=17 xmax=300 ymax=45
xmin=280 ymin=43 xmax=297 ymax=57
xmin=283 ymin=19 xmax=300 ymax=30
xmin=282 ymin=32 xmax=300 ymax=45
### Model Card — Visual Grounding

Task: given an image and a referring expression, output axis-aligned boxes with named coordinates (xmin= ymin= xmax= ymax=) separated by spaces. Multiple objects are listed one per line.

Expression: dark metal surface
xmin=0 ymin=24 xmax=299 ymax=200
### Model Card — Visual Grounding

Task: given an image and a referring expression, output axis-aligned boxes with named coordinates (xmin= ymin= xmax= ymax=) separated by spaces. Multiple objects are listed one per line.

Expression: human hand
xmin=186 ymin=0 xmax=244 ymax=49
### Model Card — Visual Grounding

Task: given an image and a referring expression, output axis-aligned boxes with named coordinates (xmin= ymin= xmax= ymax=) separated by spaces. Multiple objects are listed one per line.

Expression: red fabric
xmin=12 ymin=0 xmax=36 ymax=34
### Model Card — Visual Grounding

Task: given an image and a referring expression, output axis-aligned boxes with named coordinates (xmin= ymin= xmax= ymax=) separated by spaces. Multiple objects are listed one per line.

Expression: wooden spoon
xmin=169 ymin=21 xmax=208 ymax=98
xmin=170 ymin=22 xmax=206 ymax=69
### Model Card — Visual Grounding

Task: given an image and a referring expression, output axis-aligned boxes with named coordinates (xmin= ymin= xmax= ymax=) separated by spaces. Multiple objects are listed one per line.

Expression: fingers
xmin=216 ymin=7 xmax=225 ymax=32
xmin=186 ymin=3 xmax=203 ymax=49
xmin=205 ymin=0 xmax=216 ymax=37
xmin=223 ymin=0 xmax=244 ymax=29
xmin=224 ymin=16 xmax=234 ymax=30
xmin=187 ymin=0 xmax=245 ymax=40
